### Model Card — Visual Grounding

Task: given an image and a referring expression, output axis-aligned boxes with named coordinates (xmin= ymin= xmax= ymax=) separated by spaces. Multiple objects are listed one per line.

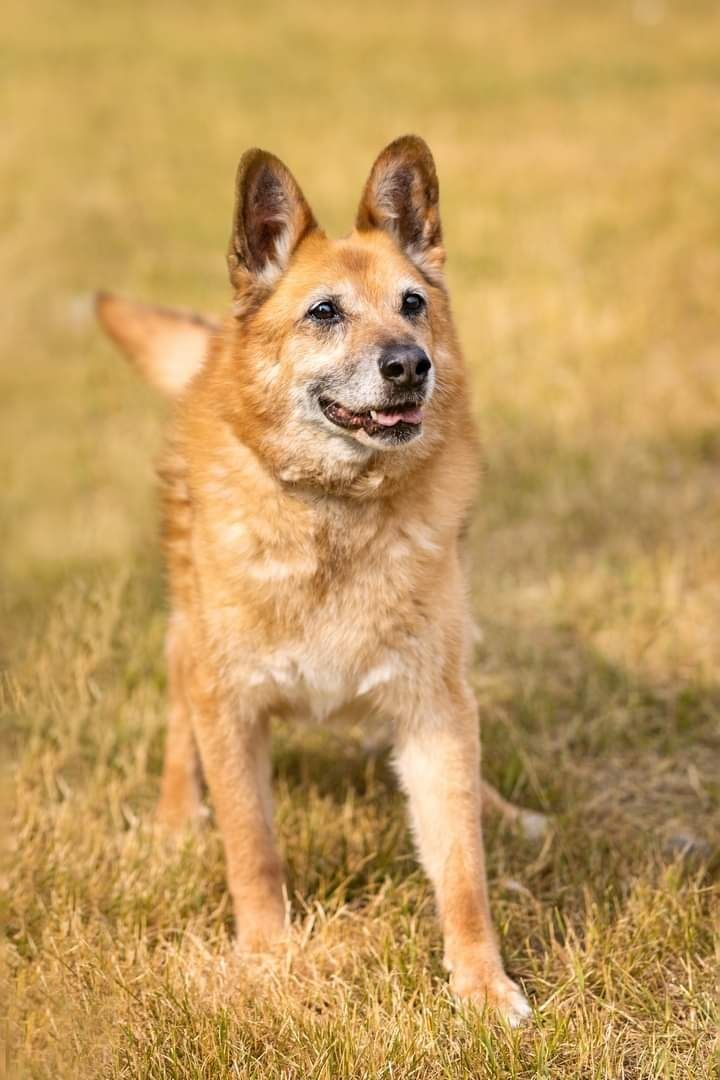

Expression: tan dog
xmin=97 ymin=136 xmax=533 ymax=1025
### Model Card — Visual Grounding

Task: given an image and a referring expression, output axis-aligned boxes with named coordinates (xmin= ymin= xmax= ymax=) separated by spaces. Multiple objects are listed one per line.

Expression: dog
xmin=96 ymin=136 xmax=533 ymax=1025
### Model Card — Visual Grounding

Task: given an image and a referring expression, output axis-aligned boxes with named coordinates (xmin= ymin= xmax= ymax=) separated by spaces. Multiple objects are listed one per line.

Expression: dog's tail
xmin=95 ymin=291 xmax=219 ymax=397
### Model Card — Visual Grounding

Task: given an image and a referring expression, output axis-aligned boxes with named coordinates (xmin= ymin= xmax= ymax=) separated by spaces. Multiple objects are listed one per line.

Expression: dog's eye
xmin=401 ymin=291 xmax=426 ymax=317
xmin=307 ymin=299 xmax=340 ymax=322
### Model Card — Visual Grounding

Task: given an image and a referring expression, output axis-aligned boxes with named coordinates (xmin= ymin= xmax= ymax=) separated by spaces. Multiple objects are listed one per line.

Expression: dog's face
xmin=251 ymin=230 xmax=442 ymax=452
xmin=223 ymin=137 xmax=461 ymax=478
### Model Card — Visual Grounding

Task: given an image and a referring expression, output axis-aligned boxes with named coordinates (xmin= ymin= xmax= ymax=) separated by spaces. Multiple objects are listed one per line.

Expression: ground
xmin=2 ymin=1 xmax=719 ymax=1077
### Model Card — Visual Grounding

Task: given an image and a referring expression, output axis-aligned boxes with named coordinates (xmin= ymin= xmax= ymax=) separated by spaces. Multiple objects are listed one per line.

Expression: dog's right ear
xmin=227 ymin=149 xmax=318 ymax=303
xmin=95 ymin=292 xmax=218 ymax=397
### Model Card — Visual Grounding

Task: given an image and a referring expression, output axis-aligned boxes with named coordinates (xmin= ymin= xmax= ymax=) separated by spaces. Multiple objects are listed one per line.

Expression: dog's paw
xmin=452 ymin=966 xmax=532 ymax=1028
xmin=235 ymin=926 xmax=285 ymax=955
xmin=518 ymin=808 xmax=551 ymax=843
xmin=234 ymin=909 xmax=287 ymax=955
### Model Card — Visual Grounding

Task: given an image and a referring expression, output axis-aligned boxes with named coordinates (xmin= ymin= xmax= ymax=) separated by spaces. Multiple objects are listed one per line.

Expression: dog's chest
xmin=200 ymin=482 xmax=444 ymax=719
xmin=246 ymin=643 xmax=402 ymax=720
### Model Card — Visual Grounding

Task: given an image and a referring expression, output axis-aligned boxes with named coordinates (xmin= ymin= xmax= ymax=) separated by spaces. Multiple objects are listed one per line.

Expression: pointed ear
xmin=95 ymin=292 xmax=218 ymax=396
xmin=227 ymin=149 xmax=318 ymax=299
xmin=356 ymin=135 xmax=445 ymax=282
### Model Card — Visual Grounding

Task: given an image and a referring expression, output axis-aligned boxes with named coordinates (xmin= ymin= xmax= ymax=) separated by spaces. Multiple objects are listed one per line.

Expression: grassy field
xmin=2 ymin=1 xmax=720 ymax=1076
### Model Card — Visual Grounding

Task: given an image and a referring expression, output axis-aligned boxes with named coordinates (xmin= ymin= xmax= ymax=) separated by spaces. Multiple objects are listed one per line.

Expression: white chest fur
xmin=246 ymin=646 xmax=402 ymax=720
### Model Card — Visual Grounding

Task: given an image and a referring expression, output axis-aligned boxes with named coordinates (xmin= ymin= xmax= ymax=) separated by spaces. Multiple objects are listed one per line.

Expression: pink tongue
xmin=375 ymin=407 xmax=424 ymax=427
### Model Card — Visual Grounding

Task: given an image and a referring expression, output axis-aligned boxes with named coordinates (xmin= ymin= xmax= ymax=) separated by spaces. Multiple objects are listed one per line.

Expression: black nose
xmin=378 ymin=344 xmax=432 ymax=388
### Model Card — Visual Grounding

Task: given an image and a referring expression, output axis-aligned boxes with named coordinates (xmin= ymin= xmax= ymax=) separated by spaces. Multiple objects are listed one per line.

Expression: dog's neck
xmin=226 ymin=415 xmax=442 ymax=507
xmin=219 ymin=402 xmax=444 ymax=503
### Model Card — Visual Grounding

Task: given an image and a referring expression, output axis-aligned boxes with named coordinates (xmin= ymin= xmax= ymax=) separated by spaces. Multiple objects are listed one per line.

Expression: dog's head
xmin=225 ymin=136 xmax=455 ymax=467
xmin=97 ymin=138 xmax=465 ymax=485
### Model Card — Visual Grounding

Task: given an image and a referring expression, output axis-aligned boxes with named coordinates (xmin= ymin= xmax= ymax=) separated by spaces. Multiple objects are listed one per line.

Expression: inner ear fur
xmin=227 ymin=149 xmax=318 ymax=297
xmin=356 ymin=135 xmax=445 ymax=281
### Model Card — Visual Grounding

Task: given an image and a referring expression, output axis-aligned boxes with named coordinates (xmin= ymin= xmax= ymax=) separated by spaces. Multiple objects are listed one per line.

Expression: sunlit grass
xmin=2 ymin=1 xmax=719 ymax=1076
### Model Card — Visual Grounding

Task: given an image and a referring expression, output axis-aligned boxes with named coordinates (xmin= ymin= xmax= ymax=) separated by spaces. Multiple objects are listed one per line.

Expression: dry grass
xmin=2 ymin=1 xmax=720 ymax=1076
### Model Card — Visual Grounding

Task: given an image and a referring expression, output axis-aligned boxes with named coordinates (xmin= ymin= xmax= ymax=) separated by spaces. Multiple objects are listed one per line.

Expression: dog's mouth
xmin=319 ymin=398 xmax=425 ymax=442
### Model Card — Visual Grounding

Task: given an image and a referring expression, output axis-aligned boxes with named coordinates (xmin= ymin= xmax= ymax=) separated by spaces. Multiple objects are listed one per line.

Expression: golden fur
xmin=97 ymin=136 xmax=533 ymax=1025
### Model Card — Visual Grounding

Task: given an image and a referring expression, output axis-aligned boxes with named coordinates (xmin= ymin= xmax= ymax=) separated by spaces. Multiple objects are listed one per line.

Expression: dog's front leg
xmin=190 ymin=673 xmax=285 ymax=952
xmin=393 ymin=681 xmax=531 ymax=1026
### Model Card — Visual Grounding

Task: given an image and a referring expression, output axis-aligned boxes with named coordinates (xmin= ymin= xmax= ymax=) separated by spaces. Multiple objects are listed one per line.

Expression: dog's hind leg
xmin=156 ymin=615 xmax=204 ymax=829
xmin=480 ymin=780 xmax=549 ymax=842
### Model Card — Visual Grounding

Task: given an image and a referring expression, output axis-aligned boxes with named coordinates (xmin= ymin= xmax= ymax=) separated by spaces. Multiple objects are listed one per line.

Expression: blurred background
xmin=3 ymin=2 xmax=719 ymax=1076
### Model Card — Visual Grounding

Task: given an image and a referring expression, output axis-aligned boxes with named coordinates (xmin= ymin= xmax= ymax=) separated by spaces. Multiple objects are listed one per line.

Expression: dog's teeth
xmin=370 ymin=410 xmax=378 ymax=420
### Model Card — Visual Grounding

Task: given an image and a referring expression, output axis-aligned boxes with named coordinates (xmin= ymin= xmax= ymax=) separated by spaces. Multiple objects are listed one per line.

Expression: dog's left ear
xmin=356 ymin=135 xmax=445 ymax=282
xmin=228 ymin=149 xmax=318 ymax=300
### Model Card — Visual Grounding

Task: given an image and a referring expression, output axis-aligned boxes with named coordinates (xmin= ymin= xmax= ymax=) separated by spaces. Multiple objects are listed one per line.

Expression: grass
xmin=2 ymin=0 xmax=720 ymax=1076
